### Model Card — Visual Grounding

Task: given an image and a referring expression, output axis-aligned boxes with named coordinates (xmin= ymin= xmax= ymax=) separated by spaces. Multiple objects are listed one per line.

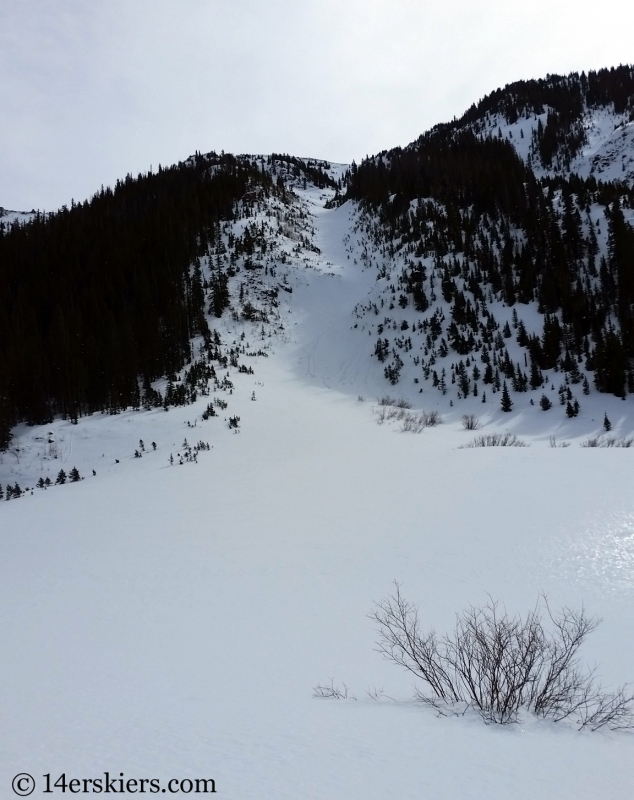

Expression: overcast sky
xmin=1 ymin=0 xmax=633 ymax=210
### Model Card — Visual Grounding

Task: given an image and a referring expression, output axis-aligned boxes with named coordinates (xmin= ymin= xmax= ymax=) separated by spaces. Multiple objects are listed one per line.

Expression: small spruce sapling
xmin=540 ymin=394 xmax=552 ymax=410
xmin=56 ymin=470 xmax=67 ymax=485
xmin=604 ymin=414 xmax=612 ymax=432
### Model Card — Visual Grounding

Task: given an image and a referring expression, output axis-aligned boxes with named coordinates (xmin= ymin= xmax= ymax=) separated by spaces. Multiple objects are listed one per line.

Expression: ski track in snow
xmin=1 ymin=179 xmax=634 ymax=799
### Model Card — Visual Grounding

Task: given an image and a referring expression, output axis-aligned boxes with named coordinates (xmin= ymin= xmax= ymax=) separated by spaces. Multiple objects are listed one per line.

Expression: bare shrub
xmin=313 ymin=679 xmax=356 ymax=700
xmin=422 ymin=410 xmax=441 ymax=427
xmin=400 ymin=413 xmax=426 ymax=433
xmin=365 ymin=686 xmax=395 ymax=701
xmin=549 ymin=436 xmax=570 ymax=448
xmin=373 ymin=408 xmax=442 ymax=432
xmin=461 ymin=433 xmax=527 ymax=448
xmin=375 ymin=405 xmax=440 ymax=429
xmin=371 ymin=584 xmax=634 ymax=730
xmin=378 ymin=396 xmax=411 ymax=409
xmin=581 ymin=436 xmax=634 ymax=448
xmin=461 ymin=414 xmax=481 ymax=431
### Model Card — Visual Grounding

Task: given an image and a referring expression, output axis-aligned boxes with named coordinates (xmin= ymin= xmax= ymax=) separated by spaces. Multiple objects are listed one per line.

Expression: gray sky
xmin=1 ymin=0 xmax=633 ymax=210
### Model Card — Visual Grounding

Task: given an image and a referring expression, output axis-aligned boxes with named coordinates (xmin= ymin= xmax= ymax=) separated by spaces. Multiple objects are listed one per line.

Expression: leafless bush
xmin=375 ymin=406 xmax=406 ymax=424
xmin=461 ymin=414 xmax=482 ymax=431
xmin=371 ymin=584 xmax=633 ymax=730
xmin=313 ymin=679 xmax=356 ymax=700
xmin=549 ymin=436 xmax=570 ymax=448
xmin=376 ymin=406 xmax=442 ymax=430
xmin=365 ymin=686 xmax=395 ymax=701
xmin=423 ymin=410 xmax=441 ymax=427
xmin=461 ymin=433 xmax=527 ymax=448
xmin=378 ymin=396 xmax=411 ymax=409
xmin=400 ymin=412 xmax=428 ymax=433
xmin=581 ymin=436 xmax=634 ymax=448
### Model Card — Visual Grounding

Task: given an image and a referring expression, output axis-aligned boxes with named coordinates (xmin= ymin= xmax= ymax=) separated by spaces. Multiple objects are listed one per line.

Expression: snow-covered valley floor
xmin=2 ymin=190 xmax=634 ymax=799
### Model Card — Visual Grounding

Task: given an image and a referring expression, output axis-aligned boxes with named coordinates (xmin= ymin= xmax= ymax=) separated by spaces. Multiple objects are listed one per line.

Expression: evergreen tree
xmin=55 ymin=470 xmax=67 ymax=485
xmin=0 ymin=154 xmax=274 ymax=448
xmin=501 ymin=381 xmax=513 ymax=412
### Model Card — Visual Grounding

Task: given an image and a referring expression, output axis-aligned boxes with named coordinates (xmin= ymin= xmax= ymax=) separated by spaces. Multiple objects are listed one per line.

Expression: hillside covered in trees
xmin=0 ymin=154 xmax=280 ymax=448
xmin=2 ymin=66 xmax=634 ymax=449
xmin=342 ymin=66 xmax=634 ymax=409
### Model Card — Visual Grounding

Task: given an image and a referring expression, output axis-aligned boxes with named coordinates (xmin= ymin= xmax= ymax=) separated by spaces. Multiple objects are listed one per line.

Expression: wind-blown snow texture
xmin=1 ymin=166 xmax=634 ymax=798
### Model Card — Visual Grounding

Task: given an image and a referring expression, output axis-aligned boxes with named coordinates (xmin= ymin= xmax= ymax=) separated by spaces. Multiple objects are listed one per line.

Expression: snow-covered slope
xmin=465 ymin=105 xmax=634 ymax=185
xmin=3 ymin=166 xmax=633 ymax=493
xmin=1 ymin=171 xmax=634 ymax=799
xmin=0 ymin=206 xmax=35 ymax=226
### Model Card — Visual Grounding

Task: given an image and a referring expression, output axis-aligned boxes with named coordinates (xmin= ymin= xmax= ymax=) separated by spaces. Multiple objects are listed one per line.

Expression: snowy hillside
xmin=3 ymin=154 xmax=634 ymax=494
xmin=2 ymin=160 xmax=634 ymax=800
xmin=2 ymin=69 xmax=634 ymax=799
xmin=465 ymin=106 xmax=634 ymax=185
xmin=0 ymin=206 xmax=35 ymax=226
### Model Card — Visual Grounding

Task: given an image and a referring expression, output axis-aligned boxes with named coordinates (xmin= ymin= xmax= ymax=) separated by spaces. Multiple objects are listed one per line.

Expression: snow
xmin=0 ymin=207 xmax=35 ymax=226
xmin=1 ymin=179 xmax=634 ymax=799
xmin=469 ymin=106 xmax=634 ymax=186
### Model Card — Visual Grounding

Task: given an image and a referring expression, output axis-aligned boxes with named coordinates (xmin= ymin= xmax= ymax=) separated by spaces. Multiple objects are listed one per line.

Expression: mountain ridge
xmin=2 ymin=65 xmax=634 ymax=453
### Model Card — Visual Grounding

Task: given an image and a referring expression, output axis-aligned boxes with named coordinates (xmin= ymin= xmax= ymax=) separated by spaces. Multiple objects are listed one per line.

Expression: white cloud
xmin=1 ymin=0 xmax=633 ymax=209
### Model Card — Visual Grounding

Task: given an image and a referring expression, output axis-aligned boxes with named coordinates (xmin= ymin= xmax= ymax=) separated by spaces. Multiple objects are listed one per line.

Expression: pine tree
xmin=529 ymin=356 xmax=543 ymax=390
xmin=69 ymin=467 xmax=81 ymax=482
xmin=55 ymin=470 xmax=67 ymax=485
xmin=501 ymin=381 xmax=513 ymax=412
xmin=539 ymin=394 xmax=552 ymax=410
xmin=604 ymin=413 xmax=612 ymax=432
